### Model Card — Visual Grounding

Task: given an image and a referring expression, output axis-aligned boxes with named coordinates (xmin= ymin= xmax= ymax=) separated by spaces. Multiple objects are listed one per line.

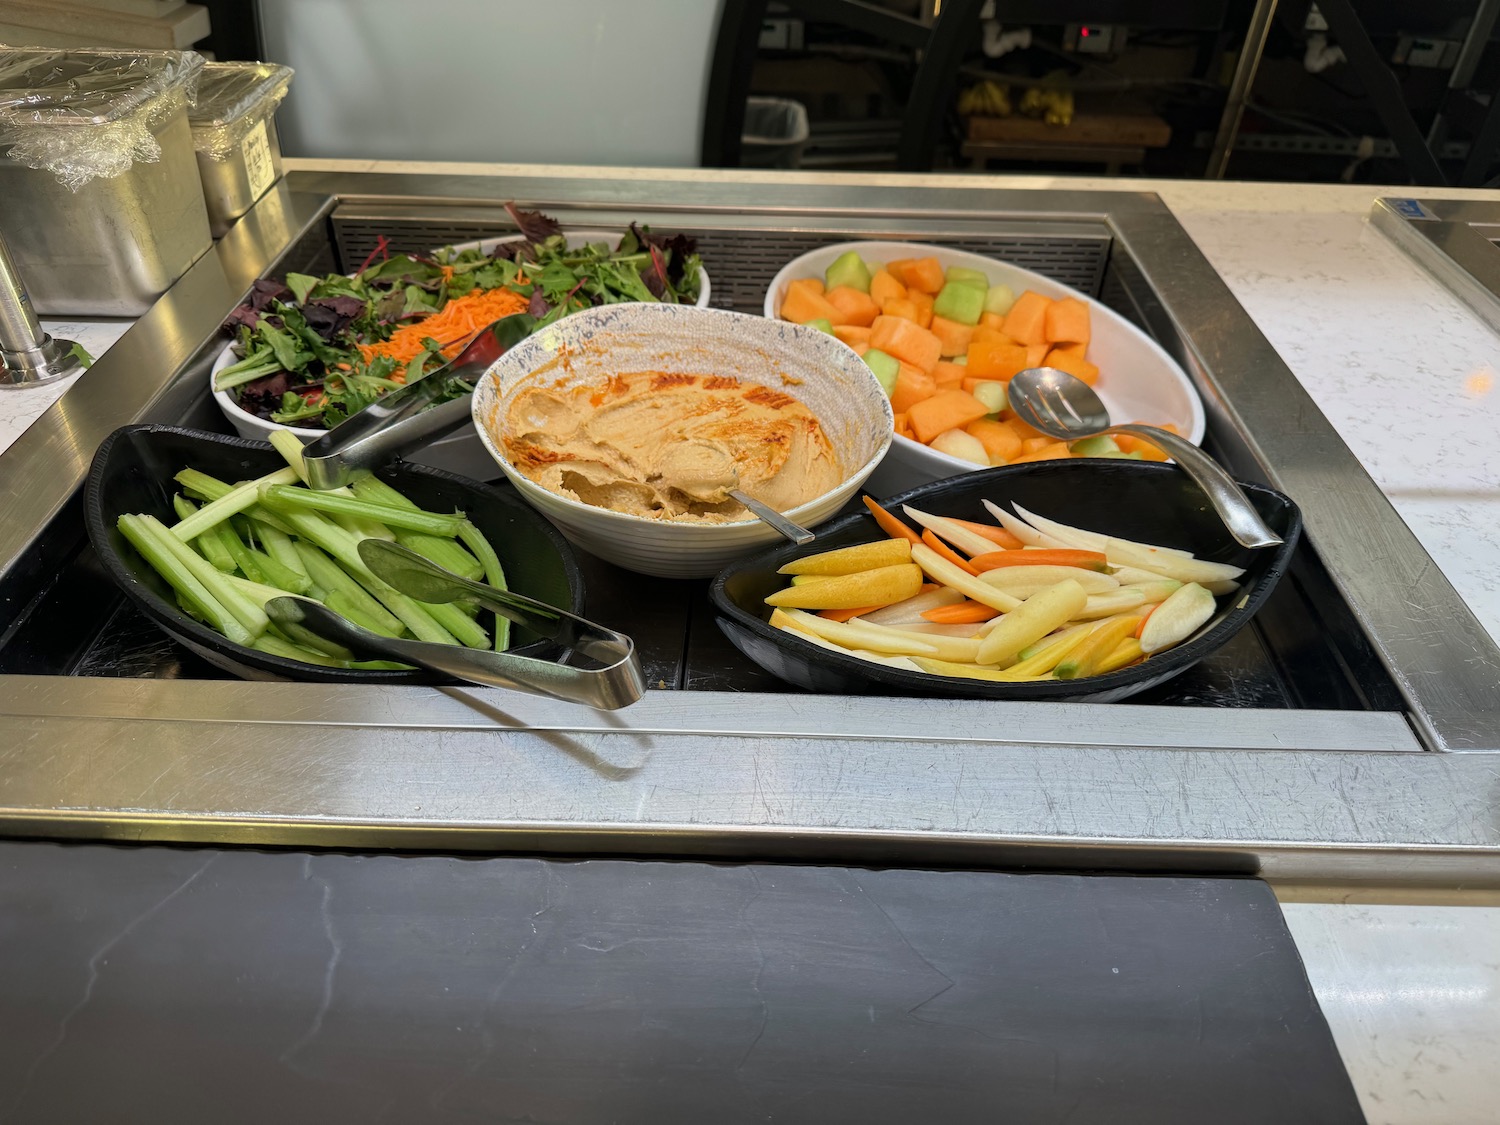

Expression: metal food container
xmin=187 ymin=62 xmax=293 ymax=238
xmin=0 ymin=46 xmax=212 ymax=316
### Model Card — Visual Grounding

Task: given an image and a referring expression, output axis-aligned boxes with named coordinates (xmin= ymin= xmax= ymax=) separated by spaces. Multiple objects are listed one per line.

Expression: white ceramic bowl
xmin=762 ymin=241 xmax=1206 ymax=496
xmin=471 ymin=303 xmax=894 ymax=579
xmin=211 ymin=230 xmax=711 ymax=480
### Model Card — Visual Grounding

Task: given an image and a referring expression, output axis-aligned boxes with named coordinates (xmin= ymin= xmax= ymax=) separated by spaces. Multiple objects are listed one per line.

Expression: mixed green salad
xmin=213 ymin=204 xmax=704 ymax=432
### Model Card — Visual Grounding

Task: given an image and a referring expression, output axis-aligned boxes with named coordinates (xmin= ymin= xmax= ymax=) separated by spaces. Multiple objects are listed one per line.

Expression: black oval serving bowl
xmin=709 ymin=460 xmax=1302 ymax=703
xmin=84 ymin=425 xmax=585 ymax=683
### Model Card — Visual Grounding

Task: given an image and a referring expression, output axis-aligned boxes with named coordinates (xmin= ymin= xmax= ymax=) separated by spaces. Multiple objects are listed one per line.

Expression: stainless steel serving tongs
xmin=301 ymin=312 xmax=537 ymax=491
xmin=265 ymin=540 xmax=644 ymax=709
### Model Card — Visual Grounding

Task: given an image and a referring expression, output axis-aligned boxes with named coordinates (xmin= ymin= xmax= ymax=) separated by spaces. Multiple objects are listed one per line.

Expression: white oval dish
xmin=762 ymin=240 xmax=1206 ymax=495
xmin=471 ymin=303 xmax=894 ymax=579
xmin=211 ymin=230 xmax=712 ymax=480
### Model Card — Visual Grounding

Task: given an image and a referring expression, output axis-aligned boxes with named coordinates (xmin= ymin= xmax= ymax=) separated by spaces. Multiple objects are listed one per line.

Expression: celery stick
xmin=348 ymin=476 xmax=412 ymax=508
xmin=349 ymin=477 xmax=484 ymax=579
xmin=251 ymin=633 xmax=409 ymax=670
xmin=293 ymin=542 xmax=404 ymax=636
xmin=325 ymin=590 xmax=403 ymax=638
xmin=250 ymin=632 xmax=344 ymax=667
xmin=232 ymin=532 xmax=310 ymax=594
xmin=271 ymin=508 xmax=457 ymax=644
xmin=120 ymin=514 xmax=252 ymax=646
xmin=170 ymin=465 xmax=299 ymax=541
xmin=223 ymin=573 xmax=294 ymax=608
xmin=272 ymin=620 xmax=354 ymax=661
xmin=458 ymin=520 xmax=510 ymax=652
xmin=218 ymin=519 xmax=270 ymax=584
xmin=173 ymin=494 xmax=236 ymax=572
xmin=259 ymin=484 xmax=466 ymax=536
xmin=392 ymin=530 xmax=484 ymax=581
xmin=422 ymin=598 xmax=490 ymax=649
xmin=256 ymin=522 xmax=310 ymax=583
xmin=139 ymin=515 xmax=269 ymax=638
xmin=333 ymin=514 xmax=397 ymax=542
xmin=268 ymin=430 xmax=312 ymax=484
xmin=179 ymin=472 xmax=300 ymax=538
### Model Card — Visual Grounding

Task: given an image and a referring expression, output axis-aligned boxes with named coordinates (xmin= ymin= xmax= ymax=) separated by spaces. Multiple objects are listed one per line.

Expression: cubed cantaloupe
xmin=907 ymin=388 xmax=991 ymax=444
xmin=826 ymin=285 xmax=880 ymax=328
xmin=889 ymin=362 xmax=937 ymax=414
xmin=1001 ymin=291 xmax=1053 ymax=346
xmin=870 ymin=315 xmax=943 ymax=373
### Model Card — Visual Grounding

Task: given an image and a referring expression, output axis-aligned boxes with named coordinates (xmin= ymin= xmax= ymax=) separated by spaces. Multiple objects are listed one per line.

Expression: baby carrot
xmin=921 ymin=600 xmax=1000 ymax=624
xmin=862 ymin=495 xmax=921 ymax=544
xmin=970 ymin=548 xmax=1109 ymax=573
xmin=921 ymin=528 xmax=979 ymax=575
xmin=947 ymin=517 xmax=1024 ymax=550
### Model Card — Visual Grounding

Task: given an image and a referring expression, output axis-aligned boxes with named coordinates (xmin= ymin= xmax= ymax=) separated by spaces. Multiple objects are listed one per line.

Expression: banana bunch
xmin=958 ymin=79 xmax=1012 ymax=118
xmin=1018 ymin=86 xmax=1075 ymax=127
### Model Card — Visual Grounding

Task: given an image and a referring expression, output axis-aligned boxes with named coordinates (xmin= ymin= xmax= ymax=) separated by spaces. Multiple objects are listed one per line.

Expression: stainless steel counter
xmin=2 ymin=168 xmax=1497 ymax=886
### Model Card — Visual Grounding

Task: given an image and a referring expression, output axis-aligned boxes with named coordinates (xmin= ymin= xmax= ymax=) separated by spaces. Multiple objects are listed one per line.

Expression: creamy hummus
xmin=500 ymin=370 xmax=842 ymax=522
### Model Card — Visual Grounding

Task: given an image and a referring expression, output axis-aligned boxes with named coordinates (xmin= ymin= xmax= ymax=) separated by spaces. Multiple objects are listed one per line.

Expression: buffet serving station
xmin=3 ymin=167 xmax=1498 ymax=888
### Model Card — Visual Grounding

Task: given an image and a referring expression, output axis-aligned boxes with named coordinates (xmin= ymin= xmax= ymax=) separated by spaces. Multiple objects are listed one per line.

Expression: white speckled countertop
xmin=3 ymin=165 xmax=1497 ymax=1124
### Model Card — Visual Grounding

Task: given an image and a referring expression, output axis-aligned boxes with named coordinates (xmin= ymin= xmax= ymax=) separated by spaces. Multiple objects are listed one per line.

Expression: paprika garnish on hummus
xmin=500 ymin=370 xmax=842 ymax=521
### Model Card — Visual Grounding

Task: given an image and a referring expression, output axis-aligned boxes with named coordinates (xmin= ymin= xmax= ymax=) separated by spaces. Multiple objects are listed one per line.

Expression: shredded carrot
xmin=359 ymin=286 xmax=530 ymax=367
xmin=861 ymin=496 xmax=921 ymax=544
xmin=921 ymin=600 xmax=999 ymax=624
xmin=921 ymin=528 xmax=979 ymax=575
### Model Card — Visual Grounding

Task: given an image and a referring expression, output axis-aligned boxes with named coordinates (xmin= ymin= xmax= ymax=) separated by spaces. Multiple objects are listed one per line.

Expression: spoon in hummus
xmin=657 ymin=440 xmax=815 ymax=545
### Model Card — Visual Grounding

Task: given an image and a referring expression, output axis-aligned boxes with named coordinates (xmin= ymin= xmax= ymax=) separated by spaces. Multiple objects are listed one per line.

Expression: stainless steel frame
xmin=3 ymin=168 xmax=1498 ymax=884
xmin=1371 ymin=196 xmax=1500 ymax=338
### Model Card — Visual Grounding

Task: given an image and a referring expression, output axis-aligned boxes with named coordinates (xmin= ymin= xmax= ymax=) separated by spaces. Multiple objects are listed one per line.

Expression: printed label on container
xmin=243 ymin=120 xmax=275 ymax=199
xmin=1389 ymin=197 xmax=1438 ymax=221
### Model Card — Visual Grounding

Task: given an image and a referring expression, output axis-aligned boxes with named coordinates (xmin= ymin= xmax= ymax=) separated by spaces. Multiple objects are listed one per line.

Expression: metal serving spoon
xmin=655 ymin=439 xmax=815 ymax=545
xmin=264 ymin=541 xmax=644 ymax=709
xmin=1006 ymin=367 xmax=1283 ymax=549
xmin=301 ymin=312 xmax=537 ymax=491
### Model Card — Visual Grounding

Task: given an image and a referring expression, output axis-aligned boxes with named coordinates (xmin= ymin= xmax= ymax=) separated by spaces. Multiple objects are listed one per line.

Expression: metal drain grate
xmin=330 ymin=218 xmax=1111 ymax=310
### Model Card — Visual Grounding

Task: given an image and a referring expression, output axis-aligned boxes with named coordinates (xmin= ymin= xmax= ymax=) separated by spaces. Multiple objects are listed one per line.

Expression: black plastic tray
xmin=711 ymin=460 xmax=1302 ymax=703
xmin=82 ymin=425 xmax=584 ymax=684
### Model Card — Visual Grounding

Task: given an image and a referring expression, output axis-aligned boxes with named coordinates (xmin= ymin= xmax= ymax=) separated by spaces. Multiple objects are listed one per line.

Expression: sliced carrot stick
xmin=921 ymin=600 xmax=1000 ymax=624
xmin=920 ymin=529 xmax=980 ymax=575
xmin=969 ymin=548 xmax=1110 ymax=573
xmin=861 ymin=495 xmax=921 ymax=544
xmin=819 ymin=605 xmax=885 ymax=623
xmin=947 ymin=517 xmax=1024 ymax=550
xmin=1134 ymin=605 xmax=1157 ymax=639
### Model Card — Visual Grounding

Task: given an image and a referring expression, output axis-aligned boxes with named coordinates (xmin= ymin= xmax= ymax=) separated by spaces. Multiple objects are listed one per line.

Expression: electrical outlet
xmin=1064 ymin=24 xmax=1124 ymax=54
xmin=1393 ymin=34 xmax=1460 ymax=68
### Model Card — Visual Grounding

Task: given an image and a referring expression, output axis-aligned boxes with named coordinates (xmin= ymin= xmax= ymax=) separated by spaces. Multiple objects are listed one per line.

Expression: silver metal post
xmin=0 ymin=225 xmax=86 ymax=389
xmin=1206 ymin=0 xmax=1280 ymax=179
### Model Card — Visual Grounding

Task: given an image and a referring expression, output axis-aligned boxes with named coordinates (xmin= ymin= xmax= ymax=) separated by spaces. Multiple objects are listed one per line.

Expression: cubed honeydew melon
xmin=932 ymin=281 xmax=985 ymax=326
xmin=984 ymin=284 xmax=1017 ymax=316
xmin=862 ymin=347 xmax=900 ymax=394
xmin=929 ymin=428 xmax=989 ymax=466
xmin=824 ymin=251 xmax=873 ymax=294
xmin=804 ymin=317 xmax=835 ymax=336
xmin=945 ymin=266 xmax=990 ymax=289
xmin=1068 ymin=435 xmax=1120 ymax=458
xmin=969 ymin=380 xmax=1007 ymax=416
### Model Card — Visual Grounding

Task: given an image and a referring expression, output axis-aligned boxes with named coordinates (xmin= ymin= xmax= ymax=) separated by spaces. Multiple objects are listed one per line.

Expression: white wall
xmin=259 ymin=0 xmax=724 ymax=166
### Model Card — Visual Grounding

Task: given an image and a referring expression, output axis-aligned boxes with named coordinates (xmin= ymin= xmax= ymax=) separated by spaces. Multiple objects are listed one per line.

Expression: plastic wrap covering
xmin=188 ymin=62 xmax=293 ymax=162
xmin=0 ymin=47 xmax=204 ymax=191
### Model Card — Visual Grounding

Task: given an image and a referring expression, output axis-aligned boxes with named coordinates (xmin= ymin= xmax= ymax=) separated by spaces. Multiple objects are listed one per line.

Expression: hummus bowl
xmin=472 ymin=303 xmax=894 ymax=579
